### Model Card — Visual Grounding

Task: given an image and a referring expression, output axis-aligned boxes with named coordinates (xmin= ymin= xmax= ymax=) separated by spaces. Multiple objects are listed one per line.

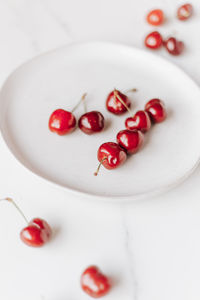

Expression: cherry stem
xmin=126 ymin=88 xmax=137 ymax=93
xmin=0 ymin=197 xmax=29 ymax=224
xmin=113 ymin=89 xmax=133 ymax=116
xmin=94 ymin=157 xmax=107 ymax=176
xmin=71 ymin=93 xmax=87 ymax=113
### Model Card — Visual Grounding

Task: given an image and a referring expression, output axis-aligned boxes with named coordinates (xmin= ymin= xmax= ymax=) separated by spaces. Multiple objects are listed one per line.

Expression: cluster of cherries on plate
xmin=145 ymin=3 xmax=193 ymax=55
xmin=95 ymin=89 xmax=166 ymax=176
xmin=48 ymin=89 xmax=166 ymax=176
xmin=1 ymin=197 xmax=110 ymax=297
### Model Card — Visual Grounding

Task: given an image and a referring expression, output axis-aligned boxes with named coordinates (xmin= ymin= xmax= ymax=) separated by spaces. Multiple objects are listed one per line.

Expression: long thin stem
xmin=113 ymin=89 xmax=133 ymax=116
xmin=71 ymin=93 xmax=87 ymax=113
xmin=94 ymin=157 xmax=107 ymax=176
xmin=0 ymin=197 xmax=29 ymax=224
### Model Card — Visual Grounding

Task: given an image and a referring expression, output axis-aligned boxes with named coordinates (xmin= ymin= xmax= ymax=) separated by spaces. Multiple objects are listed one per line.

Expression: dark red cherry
xmin=125 ymin=110 xmax=151 ymax=133
xmin=94 ymin=142 xmax=127 ymax=175
xmin=78 ymin=111 xmax=104 ymax=134
xmin=20 ymin=218 xmax=52 ymax=247
xmin=81 ymin=266 xmax=110 ymax=298
xmin=145 ymin=99 xmax=166 ymax=123
xmin=106 ymin=90 xmax=131 ymax=115
xmin=117 ymin=129 xmax=144 ymax=154
xmin=177 ymin=3 xmax=193 ymax=20
xmin=49 ymin=109 xmax=76 ymax=135
xmin=164 ymin=37 xmax=184 ymax=55
xmin=0 ymin=197 xmax=52 ymax=248
xmin=146 ymin=9 xmax=164 ymax=26
xmin=145 ymin=31 xmax=163 ymax=49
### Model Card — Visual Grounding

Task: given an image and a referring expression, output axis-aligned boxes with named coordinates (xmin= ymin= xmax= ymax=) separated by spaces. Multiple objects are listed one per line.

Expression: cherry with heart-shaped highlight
xmin=81 ymin=266 xmax=111 ymax=298
xmin=49 ymin=93 xmax=87 ymax=135
xmin=94 ymin=142 xmax=127 ymax=176
xmin=125 ymin=110 xmax=151 ymax=133
xmin=0 ymin=197 xmax=52 ymax=247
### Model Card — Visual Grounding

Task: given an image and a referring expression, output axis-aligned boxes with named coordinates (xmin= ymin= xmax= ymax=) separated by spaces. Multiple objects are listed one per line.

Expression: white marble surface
xmin=0 ymin=1 xmax=200 ymax=299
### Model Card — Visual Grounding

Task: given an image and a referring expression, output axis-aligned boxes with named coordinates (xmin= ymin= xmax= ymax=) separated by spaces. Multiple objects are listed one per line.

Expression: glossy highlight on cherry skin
xmin=106 ymin=90 xmax=131 ymax=115
xmin=49 ymin=109 xmax=76 ymax=135
xmin=146 ymin=9 xmax=164 ymax=26
xmin=20 ymin=218 xmax=52 ymax=247
xmin=125 ymin=110 xmax=151 ymax=133
xmin=95 ymin=142 xmax=127 ymax=176
xmin=81 ymin=266 xmax=110 ymax=298
xmin=164 ymin=37 xmax=184 ymax=56
xmin=117 ymin=129 xmax=144 ymax=154
xmin=177 ymin=3 xmax=193 ymax=20
xmin=145 ymin=99 xmax=166 ymax=123
xmin=145 ymin=31 xmax=163 ymax=49
xmin=78 ymin=111 xmax=104 ymax=134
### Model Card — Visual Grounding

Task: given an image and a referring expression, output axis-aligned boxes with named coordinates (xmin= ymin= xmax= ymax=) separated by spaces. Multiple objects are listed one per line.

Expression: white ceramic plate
xmin=0 ymin=42 xmax=200 ymax=202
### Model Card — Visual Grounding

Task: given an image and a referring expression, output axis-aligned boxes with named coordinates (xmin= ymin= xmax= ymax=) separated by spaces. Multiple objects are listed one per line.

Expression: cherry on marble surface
xmin=81 ymin=266 xmax=110 ymax=298
xmin=177 ymin=3 xmax=193 ymax=21
xmin=146 ymin=9 xmax=164 ymax=26
xmin=164 ymin=37 xmax=184 ymax=56
xmin=145 ymin=31 xmax=163 ymax=49
xmin=20 ymin=218 xmax=52 ymax=247
xmin=0 ymin=197 xmax=52 ymax=247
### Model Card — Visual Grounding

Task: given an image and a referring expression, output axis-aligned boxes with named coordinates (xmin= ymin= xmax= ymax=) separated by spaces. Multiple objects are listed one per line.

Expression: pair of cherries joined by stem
xmin=0 ymin=197 xmax=52 ymax=247
xmin=95 ymin=90 xmax=166 ymax=176
xmin=49 ymin=93 xmax=104 ymax=135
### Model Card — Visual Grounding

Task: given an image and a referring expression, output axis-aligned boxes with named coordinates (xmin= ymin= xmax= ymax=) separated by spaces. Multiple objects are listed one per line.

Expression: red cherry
xmin=164 ymin=37 xmax=184 ymax=55
xmin=117 ymin=129 xmax=144 ymax=154
xmin=125 ymin=110 xmax=151 ymax=133
xmin=177 ymin=3 xmax=193 ymax=20
xmin=94 ymin=142 xmax=127 ymax=175
xmin=145 ymin=99 xmax=166 ymax=123
xmin=81 ymin=266 xmax=110 ymax=298
xmin=106 ymin=89 xmax=131 ymax=115
xmin=78 ymin=111 xmax=104 ymax=134
xmin=146 ymin=9 xmax=164 ymax=26
xmin=145 ymin=31 xmax=163 ymax=49
xmin=0 ymin=197 xmax=52 ymax=247
xmin=20 ymin=218 xmax=52 ymax=247
xmin=49 ymin=109 xmax=76 ymax=135
xmin=49 ymin=93 xmax=87 ymax=135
